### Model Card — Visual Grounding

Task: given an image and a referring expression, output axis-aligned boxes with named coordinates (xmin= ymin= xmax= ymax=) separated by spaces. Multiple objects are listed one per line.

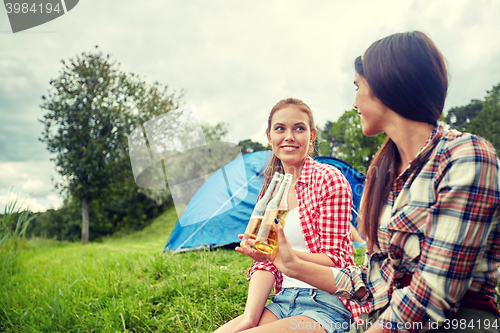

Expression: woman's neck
xmin=384 ymin=116 xmax=436 ymax=175
xmin=282 ymin=158 xmax=307 ymax=180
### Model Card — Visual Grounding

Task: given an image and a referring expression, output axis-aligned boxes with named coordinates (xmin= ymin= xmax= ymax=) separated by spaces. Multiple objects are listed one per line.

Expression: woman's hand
xmin=236 ymin=219 xmax=301 ymax=276
xmin=229 ymin=314 xmax=258 ymax=333
xmin=235 ymin=236 xmax=276 ymax=263
xmin=271 ymin=221 xmax=300 ymax=276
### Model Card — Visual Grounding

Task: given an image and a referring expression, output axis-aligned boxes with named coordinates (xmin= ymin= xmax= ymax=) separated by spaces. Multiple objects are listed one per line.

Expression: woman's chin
xmin=277 ymin=155 xmax=306 ymax=169
xmin=361 ymin=127 xmax=378 ymax=137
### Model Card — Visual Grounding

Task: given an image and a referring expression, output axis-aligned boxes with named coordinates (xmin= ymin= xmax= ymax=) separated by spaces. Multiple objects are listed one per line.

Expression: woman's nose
xmin=284 ymin=130 xmax=295 ymax=141
xmin=353 ymin=102 xmax=358 ymax=110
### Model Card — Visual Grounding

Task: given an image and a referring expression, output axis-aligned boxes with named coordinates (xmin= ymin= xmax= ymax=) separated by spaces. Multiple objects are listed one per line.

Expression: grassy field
xmin=0 ymin=207 xmax=379 ymax=332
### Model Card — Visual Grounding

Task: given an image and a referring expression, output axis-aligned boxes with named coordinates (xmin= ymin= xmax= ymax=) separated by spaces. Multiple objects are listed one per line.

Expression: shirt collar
xmin=412 ymin=122 xmax=444 ymax=164
xmin=397 ymin=121 xmax=444 ymax=179
xmin=296 ymin=155 xmax=315 ymax=185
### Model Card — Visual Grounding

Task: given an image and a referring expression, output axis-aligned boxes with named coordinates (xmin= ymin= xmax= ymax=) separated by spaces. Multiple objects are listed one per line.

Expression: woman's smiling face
xmin=267 ymin=106 xmax=315 ymax=170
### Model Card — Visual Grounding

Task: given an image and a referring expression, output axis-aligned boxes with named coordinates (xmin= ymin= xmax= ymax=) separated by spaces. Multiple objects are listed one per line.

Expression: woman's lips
xmin=280 ymin=146 xmax=299 ymax=152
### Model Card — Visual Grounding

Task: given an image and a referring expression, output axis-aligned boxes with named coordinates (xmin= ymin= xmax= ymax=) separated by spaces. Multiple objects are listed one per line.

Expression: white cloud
xmin=0 ymin=161 xmax=61 ymax=212
xmin=1 ymin=0 xmax=499 ymax=214
xmin=0 ymin=192 xmax=60 ymax=213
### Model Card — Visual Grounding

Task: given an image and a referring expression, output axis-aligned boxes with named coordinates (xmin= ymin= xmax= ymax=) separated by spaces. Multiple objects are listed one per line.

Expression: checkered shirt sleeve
xmin=299 ymin=163 xmax=353 ymax=268
xmin=246 ymin=260 xmax=282 ymax=289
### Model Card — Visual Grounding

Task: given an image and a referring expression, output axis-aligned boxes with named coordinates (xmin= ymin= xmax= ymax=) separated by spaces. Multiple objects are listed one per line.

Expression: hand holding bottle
xmin=236 ymin=218 xmax=300 ymax=277
xmin=267 ymin=218 xmax=300 ymax=276
xmin=236 ymin=233 xmax=277 ymax=263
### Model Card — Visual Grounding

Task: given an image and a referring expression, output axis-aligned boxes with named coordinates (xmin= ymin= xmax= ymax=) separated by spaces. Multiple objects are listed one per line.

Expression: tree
xmin=140 ymin=121 xmax=232 ymax=211
xmin=39 ymin=47 xmax=183 ymax=244
xmin=319 ymin=109 xmax=386 ymax=173
xmin=319 ymin=120 xmax=346 ymax=157
xmin=237 ymin=139 xmax=269 ymax=154
xmin=202 ymin=122 xmax=229 ymax=143
xmin=445 ymin=99 xmax=483 ymax=132
xmin=467 ymin=83 xmax=500 ymax=152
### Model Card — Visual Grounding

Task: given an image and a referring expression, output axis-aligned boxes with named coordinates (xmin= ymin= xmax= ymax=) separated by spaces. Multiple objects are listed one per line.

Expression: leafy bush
xmin=0 ymin=200 xmax=36 ymax=284
xmin=26 ymin=190 xmax=169 ymax=242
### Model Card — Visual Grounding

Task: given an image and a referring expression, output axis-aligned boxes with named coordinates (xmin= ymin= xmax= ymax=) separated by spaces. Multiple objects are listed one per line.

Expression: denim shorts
xmin=265 ymin=287 xmax=353 ymax=333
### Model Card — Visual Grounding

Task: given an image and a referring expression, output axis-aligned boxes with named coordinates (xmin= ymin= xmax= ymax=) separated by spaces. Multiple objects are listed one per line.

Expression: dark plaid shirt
xmin=335 ymin=123 xmax=500 ymax=332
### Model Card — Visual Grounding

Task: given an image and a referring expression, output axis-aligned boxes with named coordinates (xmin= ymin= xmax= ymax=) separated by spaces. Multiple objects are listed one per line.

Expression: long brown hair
xmin=259 ymin=98 xmax=316 ymax=198
xmin=357 ymin=31 xmax=448 ymax=250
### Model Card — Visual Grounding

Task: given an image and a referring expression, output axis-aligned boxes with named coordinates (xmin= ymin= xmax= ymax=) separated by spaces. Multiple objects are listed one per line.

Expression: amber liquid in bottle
xmin=240 ymin=216 xmax=263 ymax=247
xmin=254 ymin=173 xmax=292 ymax=254
xmin=254 ymin=209 xmax=288 ymax=254
xmin=240 ymin=172 xmax=283 ymax=248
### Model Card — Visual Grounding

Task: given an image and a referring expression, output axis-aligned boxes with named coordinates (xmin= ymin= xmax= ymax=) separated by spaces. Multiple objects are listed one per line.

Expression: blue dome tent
xmin=164 ymin=151 xmax=365 ymax=253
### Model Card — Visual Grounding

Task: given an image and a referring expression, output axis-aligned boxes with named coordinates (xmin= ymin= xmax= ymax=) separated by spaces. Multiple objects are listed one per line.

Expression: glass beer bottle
xmin=240 ymin=172 xmax=283 ymax=247
xmin=254 ymin=173 xmax=293 ymax=254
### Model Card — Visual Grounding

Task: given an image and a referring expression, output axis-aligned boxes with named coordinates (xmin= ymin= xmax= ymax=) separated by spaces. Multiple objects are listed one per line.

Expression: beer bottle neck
xmin=253 ymin=173 xmax=282 ymax=215
xmin=278 ymin=181 xmax=292 ymax=210
xmin=267 ymin=174 xmax=292 ymax=211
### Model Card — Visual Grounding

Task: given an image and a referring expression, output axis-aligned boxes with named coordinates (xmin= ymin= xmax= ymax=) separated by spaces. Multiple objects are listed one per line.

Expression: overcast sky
xmin=1 ymin=0 xmax=499 ymax=212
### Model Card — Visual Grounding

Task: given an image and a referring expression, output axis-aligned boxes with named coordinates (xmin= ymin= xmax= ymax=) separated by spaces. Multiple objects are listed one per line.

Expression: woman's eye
xmin=296 ymin=126 xmax=305 ymax=131
xmin=274 ymin=126 xmax=284 ymax=131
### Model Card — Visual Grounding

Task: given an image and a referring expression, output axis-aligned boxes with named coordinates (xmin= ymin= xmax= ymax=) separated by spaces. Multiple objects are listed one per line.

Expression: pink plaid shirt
xmin=247 ymin=156 xmax=369 ymax=321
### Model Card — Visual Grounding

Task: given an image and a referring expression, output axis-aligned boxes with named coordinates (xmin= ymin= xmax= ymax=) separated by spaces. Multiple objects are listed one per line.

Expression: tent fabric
xmin=164 ymin=152 xmax=365 ymax=253
xmin=314 ymin=156 xmax=366 ymax=228
xmin=164 ymin=150 xmax=272 ymax=252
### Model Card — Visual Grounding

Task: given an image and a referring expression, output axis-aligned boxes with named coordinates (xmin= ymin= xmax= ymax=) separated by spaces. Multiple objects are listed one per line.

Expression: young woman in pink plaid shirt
xmin=213 ymin=98 xmax=364 ymax=333
xmin=256 ymin=32 xmax=500 ymax=333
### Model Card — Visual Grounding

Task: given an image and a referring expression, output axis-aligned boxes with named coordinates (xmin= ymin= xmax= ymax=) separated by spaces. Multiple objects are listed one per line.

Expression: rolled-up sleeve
xmin=332 ymin=265 xmax=371 ymax=305
xmin=247 ymin=260 xmax=282 ymax=292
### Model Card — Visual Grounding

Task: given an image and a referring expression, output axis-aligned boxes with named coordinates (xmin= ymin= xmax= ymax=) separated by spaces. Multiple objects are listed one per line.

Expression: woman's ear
xmin=266 ymin=130 xmax=271 ymax=143
xmin=310 ymin=129 xmax=317 ymax=143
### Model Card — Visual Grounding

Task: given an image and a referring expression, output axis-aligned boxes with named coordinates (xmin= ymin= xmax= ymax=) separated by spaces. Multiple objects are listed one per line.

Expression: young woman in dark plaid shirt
xmin=258 ymin=32 xmax=500 ymax=333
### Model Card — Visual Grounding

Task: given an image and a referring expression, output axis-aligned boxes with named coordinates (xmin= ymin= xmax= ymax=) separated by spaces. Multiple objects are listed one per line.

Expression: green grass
xmin=0 ymin=208 xmax=254 ymax=332
xmin=7 ymin=206 xmax=483 ymax=332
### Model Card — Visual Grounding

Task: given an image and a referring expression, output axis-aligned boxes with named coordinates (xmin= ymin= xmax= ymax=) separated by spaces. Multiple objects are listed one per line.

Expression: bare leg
xmin=213 ymin=311 xmax=327 ymax=333
xmin=213 ymin=309 xmax=279 ymax=333
xmin=243 ymin=315 xmax=327 ymax=333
